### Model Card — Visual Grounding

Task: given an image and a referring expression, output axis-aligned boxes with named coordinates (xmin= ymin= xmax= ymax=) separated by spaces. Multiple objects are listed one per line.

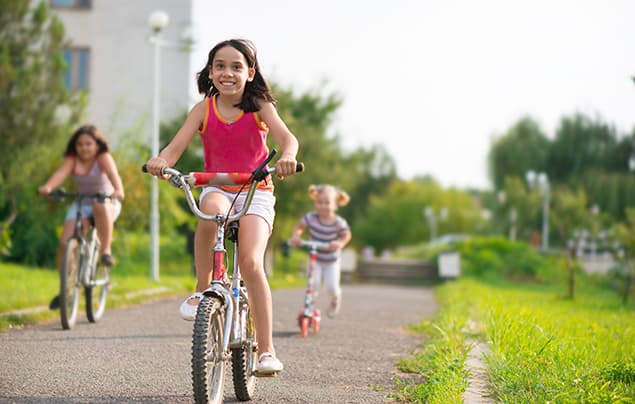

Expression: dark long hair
xmin=196 ymin=39 xmax=275 ymax=112
xmin=64 ymin=124 xmax=110 ymax=157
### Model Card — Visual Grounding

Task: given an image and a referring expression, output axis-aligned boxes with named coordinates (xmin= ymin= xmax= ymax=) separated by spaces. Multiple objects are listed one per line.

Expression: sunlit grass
xmin=394 ymin=278 xmax=635 ymax=402
xmin=0 ymin=232 xmax=307 ymax=331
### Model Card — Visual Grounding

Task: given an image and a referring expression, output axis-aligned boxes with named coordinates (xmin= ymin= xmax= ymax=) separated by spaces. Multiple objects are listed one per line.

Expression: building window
xmin=50 ymin=0 xmax=91 ymax=9
xmin=63 ymin=48 xmax=90 ymax=91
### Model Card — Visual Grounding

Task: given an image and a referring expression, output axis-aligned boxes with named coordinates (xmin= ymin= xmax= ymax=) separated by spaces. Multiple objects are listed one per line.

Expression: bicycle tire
xmin=231 ymin=302 xmax=257 ymax=401
xmin=85 ymin=262 xmax=109 ymax=323
xmin=192 ymin=296 xmax=226 ymax=404
xmin=60 ymin=238 xmax=81 ymax=330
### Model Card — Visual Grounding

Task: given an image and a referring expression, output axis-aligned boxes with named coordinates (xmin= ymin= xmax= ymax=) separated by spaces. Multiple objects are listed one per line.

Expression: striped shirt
xmin=301 ymin=212 xmax=350 ymax=262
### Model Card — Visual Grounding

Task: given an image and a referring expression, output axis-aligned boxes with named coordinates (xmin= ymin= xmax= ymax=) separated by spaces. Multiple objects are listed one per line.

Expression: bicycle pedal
xmin=254 ymin=370 xmax=278 ymax=378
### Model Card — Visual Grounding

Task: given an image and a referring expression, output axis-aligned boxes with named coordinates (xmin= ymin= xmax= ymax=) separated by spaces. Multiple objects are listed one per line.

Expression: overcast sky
xmin=191 ymin=0 xmax=635 ymax=190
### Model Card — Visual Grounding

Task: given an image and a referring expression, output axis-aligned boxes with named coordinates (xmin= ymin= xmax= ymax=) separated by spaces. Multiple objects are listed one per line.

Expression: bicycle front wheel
xmin=232 ymin=301 xmax=257 ymax=401
xmin=85 ymin=261 xmax=110 ymax=323
xmin=60 ymin=238 xmax=81 ymax=330
xmin=192 ymin=296 xmax=227 ymax=404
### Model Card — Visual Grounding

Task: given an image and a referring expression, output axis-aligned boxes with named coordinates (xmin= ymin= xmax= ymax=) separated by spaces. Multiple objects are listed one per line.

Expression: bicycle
xmin=143 ymin=150 xmax=302 ymax=404
xmin=290 ymin=239 xmax=330 ymax=338
xmin=47 ymin=189 xmax=112 ymax=330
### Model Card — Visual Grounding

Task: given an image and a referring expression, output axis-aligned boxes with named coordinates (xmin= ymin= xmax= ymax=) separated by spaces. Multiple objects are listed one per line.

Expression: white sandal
xmin=179 ymin=292 xmax=203 ymax=321
xmin=256 ymin=352 xmax=284 ymax=374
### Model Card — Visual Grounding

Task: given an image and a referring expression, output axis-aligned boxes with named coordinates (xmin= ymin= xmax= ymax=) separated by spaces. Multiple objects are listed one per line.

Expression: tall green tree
xmin=0 ymin=1 xmax=85 ymax=264
xmin=548 ymin=114 xmax=635 ymax=220
xmin=488 ymin=117 xmax=550 ymax=189
xmin=546 ymin=113 xmax=620 ymax=181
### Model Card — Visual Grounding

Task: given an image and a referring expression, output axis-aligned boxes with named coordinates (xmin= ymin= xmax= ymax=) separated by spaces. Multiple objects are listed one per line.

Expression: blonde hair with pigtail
xmin=307 ymin=184 xmax=350 ymax=207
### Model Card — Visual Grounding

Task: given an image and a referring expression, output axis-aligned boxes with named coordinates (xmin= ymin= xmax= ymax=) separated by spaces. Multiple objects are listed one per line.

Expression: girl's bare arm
xmin=145 ymin=101 xmax=205 ymax=176
xmin=258 ymin=101 xmax=299 ymax=178
xmin=38 ymin=156 xmax=74 ymax=194
xmin=99 ymin=153 xmax=125 ymax=201
xmin=289 ymin=221 xmax=307 ymax=246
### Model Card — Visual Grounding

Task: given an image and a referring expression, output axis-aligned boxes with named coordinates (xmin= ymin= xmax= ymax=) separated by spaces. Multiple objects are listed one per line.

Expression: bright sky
xmin=192 ymin=0 xmax=635 ymax=190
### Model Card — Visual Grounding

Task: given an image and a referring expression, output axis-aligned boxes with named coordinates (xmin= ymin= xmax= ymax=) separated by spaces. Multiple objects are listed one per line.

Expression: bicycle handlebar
xmin=141 ymin=151 xmax=304 ymax=223
xmin=291 ymin=239 xmax=331 ymax=252
xmin=47 ymin=189 xmax=113 ymax=203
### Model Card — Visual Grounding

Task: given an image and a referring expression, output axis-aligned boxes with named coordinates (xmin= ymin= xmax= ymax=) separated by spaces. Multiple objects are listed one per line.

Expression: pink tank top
xmin=199 ymin=95 xmax=273 ymax=192
xmin=72 ymin=159 xmax=114 ymax=203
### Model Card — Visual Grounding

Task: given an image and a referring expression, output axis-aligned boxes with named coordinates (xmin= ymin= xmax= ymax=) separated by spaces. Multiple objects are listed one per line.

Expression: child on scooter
xmin=289 ymin=184 xmax=351 ymax=318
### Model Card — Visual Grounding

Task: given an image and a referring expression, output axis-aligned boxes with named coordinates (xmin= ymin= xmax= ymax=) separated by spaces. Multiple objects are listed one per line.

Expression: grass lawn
xmin=0 ymin=232 xmax=307 ymax=331
xmin=393 ymin=277 xmax=635 ymax=403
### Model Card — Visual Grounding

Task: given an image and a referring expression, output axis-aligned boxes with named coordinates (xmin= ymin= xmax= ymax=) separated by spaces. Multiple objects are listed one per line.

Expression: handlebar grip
xmin=296 ymin=162 xmax=304 ymax=173
xmin=142 ymin=164 xmax=148 ymax=173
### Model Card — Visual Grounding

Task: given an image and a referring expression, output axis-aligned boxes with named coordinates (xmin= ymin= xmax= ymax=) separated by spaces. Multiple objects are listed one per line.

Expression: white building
xmin=50 ymin=0 xmax=201 ymax=146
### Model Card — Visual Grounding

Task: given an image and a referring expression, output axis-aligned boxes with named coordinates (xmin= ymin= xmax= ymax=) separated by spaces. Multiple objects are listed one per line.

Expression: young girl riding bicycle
xmin=144 ymin=38 xmax=299 ymax=374
xmin=289 ymin=184 xmax=351 ymax=318
xmin=38 ymin=125 xmax=125 ymax=309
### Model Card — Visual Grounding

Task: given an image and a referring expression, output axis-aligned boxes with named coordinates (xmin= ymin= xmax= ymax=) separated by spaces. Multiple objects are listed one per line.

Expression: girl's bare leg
xmin=237 ymin=214 xmax=275 ymax=356
xmin=92 ymin=200 xmax=114 ymax=256
xmin=192 ymin=192 xmax=230 ymax=297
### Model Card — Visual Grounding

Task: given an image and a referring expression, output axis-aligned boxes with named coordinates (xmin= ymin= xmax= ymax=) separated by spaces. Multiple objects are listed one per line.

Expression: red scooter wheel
xmin=300 ymin=316 xmax=310 ymax=337
xmin=312 ymin=309 xmax=321 ymax=334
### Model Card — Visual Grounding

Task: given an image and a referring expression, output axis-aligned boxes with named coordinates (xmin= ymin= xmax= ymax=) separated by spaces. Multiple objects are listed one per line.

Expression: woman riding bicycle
xmin=144 ymin=38 xmax=299 ymax=375
xmin=38 ymin=124 xmax=125 ymax=309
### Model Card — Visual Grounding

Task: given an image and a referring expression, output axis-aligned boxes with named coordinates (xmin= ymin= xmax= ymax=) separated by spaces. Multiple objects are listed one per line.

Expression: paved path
xmin=0 ymin=284 xmax=436 ymax=403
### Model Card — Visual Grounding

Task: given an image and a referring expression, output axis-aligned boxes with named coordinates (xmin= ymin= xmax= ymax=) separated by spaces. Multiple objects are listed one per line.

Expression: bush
xmin=457 ymin=236 xmax=555 ymax=282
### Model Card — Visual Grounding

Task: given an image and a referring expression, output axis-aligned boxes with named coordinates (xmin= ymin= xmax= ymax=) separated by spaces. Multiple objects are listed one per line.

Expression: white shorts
xmin=65 ymin=199 xmax=122 ymax=222
xmin=199 ymin=187 xmax=276 ymax=230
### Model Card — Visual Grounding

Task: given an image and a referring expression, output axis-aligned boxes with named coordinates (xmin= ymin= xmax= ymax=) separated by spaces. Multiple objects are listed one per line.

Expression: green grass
xmin=393 ymin=277 xmax=635 ymax=403
xmin=0 ymin=232 xmax=307 ymax=331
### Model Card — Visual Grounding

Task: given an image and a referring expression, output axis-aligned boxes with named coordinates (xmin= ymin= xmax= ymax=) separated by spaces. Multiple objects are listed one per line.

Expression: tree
xmin=0 ymin=1 xmax=85 ymax=264
xmin=354 ymin=179 xmax=482 ymax=251
xmin=546 ymin=113 xmax=619 ymax=181
xmin=488 ymin=117 xmax=550 ymax=189
xmin=548 ymin=114 xmax=635 ymax=220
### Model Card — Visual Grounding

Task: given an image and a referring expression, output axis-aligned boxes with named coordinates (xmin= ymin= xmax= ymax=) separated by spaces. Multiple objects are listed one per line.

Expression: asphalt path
xmin=0 ymin=284 xmax=436 ymax=403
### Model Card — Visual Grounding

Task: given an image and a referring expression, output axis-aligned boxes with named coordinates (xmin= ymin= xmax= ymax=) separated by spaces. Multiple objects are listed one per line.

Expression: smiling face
xmin=315 ymin=189 xmax=338 ymax=218
xmin=209 ymin=45 xmax=255 ymax=98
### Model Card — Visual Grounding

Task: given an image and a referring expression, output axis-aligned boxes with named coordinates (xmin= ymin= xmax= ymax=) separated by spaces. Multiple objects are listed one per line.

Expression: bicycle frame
xmin=47 ymin=190 xmax=112 ymax=329
xmin=67 ymin=193 xmax=111 ymax=285
xmin=162 ymin=166 xmax=270 ymax=352
xmin=147 ymin=149 xmax=303 ymax=402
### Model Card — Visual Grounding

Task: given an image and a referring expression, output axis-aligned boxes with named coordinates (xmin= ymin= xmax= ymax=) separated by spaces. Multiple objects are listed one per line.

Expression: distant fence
xmin=355 ymin=258 xmax=437 ymax=284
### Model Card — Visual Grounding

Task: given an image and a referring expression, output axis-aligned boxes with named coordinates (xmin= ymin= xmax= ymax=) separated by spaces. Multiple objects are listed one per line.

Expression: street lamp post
xmin=423 ymin=207 xmax=448 ymax=242
xmin=497 ymin=191 xmax=517 ymax=241
xmin=526 ymin=170 xmax=550 ymax=251
xmin=148 ymin=10 xmax=169 ymax=281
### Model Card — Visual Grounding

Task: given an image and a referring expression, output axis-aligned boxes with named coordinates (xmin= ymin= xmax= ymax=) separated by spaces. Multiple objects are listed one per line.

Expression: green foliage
xmin=397 ymin=278 xmax=635 ymax=403
xmin=1 ymin=0 xmax=86 ymax=264
xmin=354 ymin=179 xmax=482 ymax=251
xmin=601 ymin=362 xmax=635 ymax=384
xmin=488 ymin=113 xmax=635 ymax=243
xmin=488 ymin=117 xmax=550 ymax=189
xmin=547 ymin=114 xmax=621 ymax=181
xmin=456 ymin=236 xmax=556 ymax=282
xmin=392 ymin=287 xmax=470 ymax=404
xmin=550 ymin=186 xmax=590 ymax=245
